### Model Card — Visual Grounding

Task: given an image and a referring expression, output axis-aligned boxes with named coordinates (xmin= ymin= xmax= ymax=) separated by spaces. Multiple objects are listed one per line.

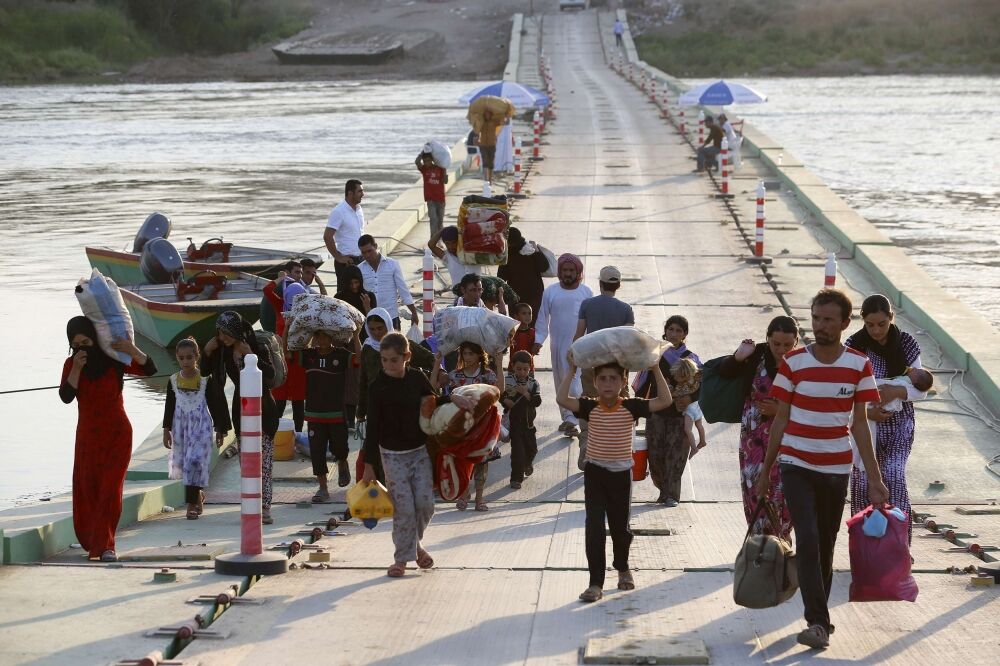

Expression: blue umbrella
xmin=459 ymin=81 xmax=550 ymax=109
xmin=678 ymin=79 xmax=767 ymax=107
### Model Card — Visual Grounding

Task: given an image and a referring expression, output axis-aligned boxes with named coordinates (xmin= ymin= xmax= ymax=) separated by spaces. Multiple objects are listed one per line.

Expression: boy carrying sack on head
xmin=558 ymin=358 xmax=673 ymax=602
xmin=297 ymin=328 xmax=361 ymax=502
xmin=502 ymin=350 xmax=542 ymax=489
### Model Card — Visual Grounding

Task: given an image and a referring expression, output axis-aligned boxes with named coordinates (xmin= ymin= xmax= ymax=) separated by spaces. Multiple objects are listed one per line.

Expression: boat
xmin=86 ymin=213 xmax=323 ymax=285
xmin=120 ymin=270 xmax=268 ymax=349
xmin=114 ymin=236 xmax=268 ymax=348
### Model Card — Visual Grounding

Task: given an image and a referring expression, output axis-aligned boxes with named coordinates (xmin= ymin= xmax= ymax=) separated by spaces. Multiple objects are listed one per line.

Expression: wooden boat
xmin=86 ymin=239 xmax=323 ymax=286
xmin=119 ymin=271 xmax=268 ymax=349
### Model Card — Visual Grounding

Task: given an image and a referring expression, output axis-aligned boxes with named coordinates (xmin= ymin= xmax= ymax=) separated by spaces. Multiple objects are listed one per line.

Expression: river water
xmin=1 ymin=75 xmax=996 ymax=509
xmin=0 ymin=81 xmax=471 ymax=509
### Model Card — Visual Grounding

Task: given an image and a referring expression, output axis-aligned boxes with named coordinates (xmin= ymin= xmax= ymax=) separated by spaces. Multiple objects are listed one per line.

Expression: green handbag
xmin=699 ymin=355 xmax=747 ymax=424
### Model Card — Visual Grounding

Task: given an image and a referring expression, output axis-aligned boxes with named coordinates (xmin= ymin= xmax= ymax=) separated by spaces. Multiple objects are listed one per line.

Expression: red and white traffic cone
xmin=215 ymin=354 xmax=287 ymax=576
xmin=825 ymin=253 xmax=837 ymax=287
xmin=745 ymin=181 xmax=773 ymax=265
xmin=423 ymin=249 xmax=434 ymax=338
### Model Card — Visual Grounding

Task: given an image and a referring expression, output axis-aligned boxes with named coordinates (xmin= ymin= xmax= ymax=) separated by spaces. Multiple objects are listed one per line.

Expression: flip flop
xmin=387 ymin=562 xmax=406 ymax=578
xmin=416 ymin=549 xmax=434 ymax=569
xmin=312 ymin=491 xmax=331 ymax=504
xmin=475 ymin=501 xmax=489 ymax=512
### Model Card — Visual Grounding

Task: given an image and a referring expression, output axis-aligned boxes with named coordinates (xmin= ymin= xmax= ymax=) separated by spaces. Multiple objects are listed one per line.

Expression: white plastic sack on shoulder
xmin=568 ymin=326 xmax=671 ymax=371
xmin=423 ymin=140 xmax=453 ymax=169
xmin=432 ymin=305 xmax=517 ymax=356
xmin=284 ymin=293 xmax=364 ymax=351
xmin=75 ymin=268 xmax=134 ymax=364
xmin=533 ymin=242 xmax=558 ymax=278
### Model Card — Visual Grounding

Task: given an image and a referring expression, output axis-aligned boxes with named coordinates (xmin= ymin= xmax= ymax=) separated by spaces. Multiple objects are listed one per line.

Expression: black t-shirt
xmin=364 ymin=368 xmax=443 ymax=457
xmin=300 ymin=347 xmax=353 ymax=423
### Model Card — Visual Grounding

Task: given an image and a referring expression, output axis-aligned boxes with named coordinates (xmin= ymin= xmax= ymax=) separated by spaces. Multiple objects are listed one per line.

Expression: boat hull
xmin=86 ymin=246 xmax=322 ymax=285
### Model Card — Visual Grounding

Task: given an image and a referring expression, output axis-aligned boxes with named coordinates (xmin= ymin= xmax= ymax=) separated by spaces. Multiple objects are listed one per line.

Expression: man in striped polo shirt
xmin=557 ymin=359 xmax=673 ymax=603
xmin=755 ymin=289 xmax=889 ymax=649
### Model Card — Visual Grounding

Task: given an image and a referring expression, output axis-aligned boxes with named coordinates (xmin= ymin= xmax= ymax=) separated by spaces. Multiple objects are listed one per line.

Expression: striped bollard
xmin=679 ymin=109 xmax=686 ymax=136
xmin=513 ymin=138 xmax=523 ymax=194
xmin=662 ymin=91 xmax=670 ymax=118
xmin=532 ymin=118 xmax=541 ymax=159
xmin=824 ymin=253 xmax=837 ymax=287
xmin=755 ymin=182 xmax=766 ymax=257
xmin=650 ymin=79 xmax=657 ymax=102
xmin=215 ymin=354 xmax=287 ymax=576
xmin=423 ymin=249 xmax=434 ymax=338
xmin=698 ymin=111 xmax=705 ymax=146
xmin=720 ymin=138 xmax=731 ymax=195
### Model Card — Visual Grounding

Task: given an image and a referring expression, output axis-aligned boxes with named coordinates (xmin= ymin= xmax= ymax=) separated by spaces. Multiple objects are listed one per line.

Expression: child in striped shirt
xmin=557 ymin=359 xmax=674 ymax=603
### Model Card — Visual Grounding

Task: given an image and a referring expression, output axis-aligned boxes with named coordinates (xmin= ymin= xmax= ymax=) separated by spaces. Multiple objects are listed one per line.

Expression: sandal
xmin=387 ymin=562 xmax=406 ymax=578
xmin=416 ymin=549 xmax=434 ymax=569
xmin=456 ymin=497 xmax=468 ymax=511
xmin=475 ymin=501 xmax=489 ymax=512
xmin=578 ymin=585 xmax=603 ymax=602
xmin=312 ymin=490 xmax=331 ymax=504
xmin=617 ymin=571 xmax=635 ymax=591
xmin=100 ymin=550 xmax=118 ymax=562
xmin=796 ymin=624 xmax=830 ymax=649
xmin=186 ymin=504 xmax=199 ymax=520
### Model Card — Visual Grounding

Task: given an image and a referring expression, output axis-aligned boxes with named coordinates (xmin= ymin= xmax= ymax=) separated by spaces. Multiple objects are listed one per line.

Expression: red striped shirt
xmin=771 ymin=346 xmax=879 ymax=474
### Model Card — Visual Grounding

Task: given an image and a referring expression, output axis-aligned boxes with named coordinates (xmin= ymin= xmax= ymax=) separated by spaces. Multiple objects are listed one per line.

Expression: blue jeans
xmin=697 ymin=145 xmax=719 ymax=171
xmin=780 ymin=464 xmax=848 ymax=632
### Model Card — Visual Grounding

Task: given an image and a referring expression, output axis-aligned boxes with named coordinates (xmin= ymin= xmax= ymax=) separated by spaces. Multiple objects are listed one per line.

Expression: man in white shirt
xmin=428 ymin=225 xmax=481 ymax=287
xmin=324 ymin=179 xmax=366 ymax=293
xmin=357 ymin=234 xmax=418 ymax=330
xmin=533 ymin=253 xmax=593 ymax=436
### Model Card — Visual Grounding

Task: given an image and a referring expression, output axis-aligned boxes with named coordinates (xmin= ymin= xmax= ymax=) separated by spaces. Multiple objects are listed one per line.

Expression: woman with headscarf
xmin=534 ymin=253 xmax=593 ymax=435
xmin=845 ymin=295 xmax=927 ymax=542
xmin=203 ymin=311 xmax=279 ymax=523
xmin=497 ymin=227 xmax=549 ymax=327
xmin=60 ymin=316 xmax=157 ymax=561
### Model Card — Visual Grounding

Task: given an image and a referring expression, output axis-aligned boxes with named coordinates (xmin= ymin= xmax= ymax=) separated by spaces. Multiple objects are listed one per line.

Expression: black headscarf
xmin=216 ymin=310 xmax=252 ymax=343
xmin=508 ymin=226 xmax=526 ymax=252
xmin=850 ymin=322 xmax=906 ymax=378
xmin=66 ymin=315 xmax=118 ymax=381
xmin=334 ymin=264 xmax=374 ymax=313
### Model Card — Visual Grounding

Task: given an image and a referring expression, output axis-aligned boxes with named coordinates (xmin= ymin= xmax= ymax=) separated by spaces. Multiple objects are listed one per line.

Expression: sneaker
xmin=337 ymin=460 xmax=351 ymax=487
xmin=558 ymin=421 xmax=572 ymax=433
xmin=662 ymin=498 xmax=679 ymax=508
xmin=796 ymin=624 xmax=830 ymax=649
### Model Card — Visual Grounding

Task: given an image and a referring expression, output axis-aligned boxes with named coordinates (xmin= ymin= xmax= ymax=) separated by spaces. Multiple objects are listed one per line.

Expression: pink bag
xmin=847 ymin=505 xmax=919 ymax=602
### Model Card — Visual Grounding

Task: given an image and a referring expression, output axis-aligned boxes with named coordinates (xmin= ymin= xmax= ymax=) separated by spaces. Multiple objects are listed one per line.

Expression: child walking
xmin=431 ymin=341 xmax=505 ymax=511
xmin=163 ymin=337 xmax=231 ymax=520
xmin=362 ymin=333 xmax=473 ymax=577
xmin=508 ymin=303 xmax=537 ymax=373
xmin=298 ymin=328 xmax=361 ymax=502
xmin=670 ymin=357 xmax=708 ymax=458
xmin=502 ymin=351 xmax=542 ymax=489
xmin=558 ymin=359 xmax=673 ymax=602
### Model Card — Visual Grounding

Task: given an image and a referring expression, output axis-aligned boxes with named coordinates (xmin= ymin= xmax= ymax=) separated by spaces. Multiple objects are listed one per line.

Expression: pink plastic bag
xmin=847 ymin=505 xmax=918 ymax=602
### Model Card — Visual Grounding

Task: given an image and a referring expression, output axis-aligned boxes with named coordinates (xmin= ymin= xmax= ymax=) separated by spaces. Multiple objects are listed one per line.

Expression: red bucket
xmin=632 ymin=437 xmax=648 ymax=482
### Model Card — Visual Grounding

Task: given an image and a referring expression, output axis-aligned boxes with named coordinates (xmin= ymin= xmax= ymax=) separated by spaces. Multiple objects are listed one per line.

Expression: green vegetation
xmin=0 ymin=0 xmax=314 ymax=83
xmin=635 ymin=0 xmax=1000 ymax=76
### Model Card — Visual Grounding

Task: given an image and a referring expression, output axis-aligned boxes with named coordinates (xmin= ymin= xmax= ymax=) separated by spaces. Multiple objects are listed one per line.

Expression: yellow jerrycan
xmin=347 ymin=480 xmax=394 ymax=529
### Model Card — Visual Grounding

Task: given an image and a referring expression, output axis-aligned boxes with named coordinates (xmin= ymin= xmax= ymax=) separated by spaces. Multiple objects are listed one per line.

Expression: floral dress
xmin=739 ymin=355 xmax=793 ymax=541
xmin=167 ymin=374 xmax=216 ymax=490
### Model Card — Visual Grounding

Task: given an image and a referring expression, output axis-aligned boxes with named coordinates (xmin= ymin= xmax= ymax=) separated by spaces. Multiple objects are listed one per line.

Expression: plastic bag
xmin=422 ymin=140 xmax=452 ymax=169
xmin=346 ymin=481 xmax=394 ymax=530
xmin=847 ymin=505 xmax=918 ymax=602
xmin=284 ymin=293 xmax=364 ymax=351
xmin=536 ymin=243 xmax=558 ymax=278
xmin=75 ymin=268 xmax=134 ymax=364
xmin=432 ymin=306 xmax=517 ymax=356
xmin=406 ymin=323 xmax=424 ymax=344
xmin=569 ymin=326 xmax=670 ymax=371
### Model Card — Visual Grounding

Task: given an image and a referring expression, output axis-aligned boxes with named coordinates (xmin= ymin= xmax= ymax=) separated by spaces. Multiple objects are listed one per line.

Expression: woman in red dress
xmin=59 ymin=316 xmax=157 ymax=561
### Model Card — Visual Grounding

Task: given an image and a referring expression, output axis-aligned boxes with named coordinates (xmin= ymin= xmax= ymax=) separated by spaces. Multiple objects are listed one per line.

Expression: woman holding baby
xmin=846 ymin=295 xmax=930 ymax=542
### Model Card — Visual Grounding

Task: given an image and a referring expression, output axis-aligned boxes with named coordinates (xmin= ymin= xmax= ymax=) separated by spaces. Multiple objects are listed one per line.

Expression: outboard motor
xmin=132 ymin=212 xmax=172 ymax=253
xmin=140 ymin=238 xmax=184 ymax=284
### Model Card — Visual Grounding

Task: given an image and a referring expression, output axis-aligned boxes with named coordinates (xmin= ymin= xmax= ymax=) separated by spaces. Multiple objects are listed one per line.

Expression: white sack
xmin=433 ymin=305 xmax=517 ymax=356
xmin=568 ymin=326 xmax=671 ymax=371
xmin=423 ymin=140 xmax=453 ymax=169
xmin=75 ymin=268 xmax=134 ymax=364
